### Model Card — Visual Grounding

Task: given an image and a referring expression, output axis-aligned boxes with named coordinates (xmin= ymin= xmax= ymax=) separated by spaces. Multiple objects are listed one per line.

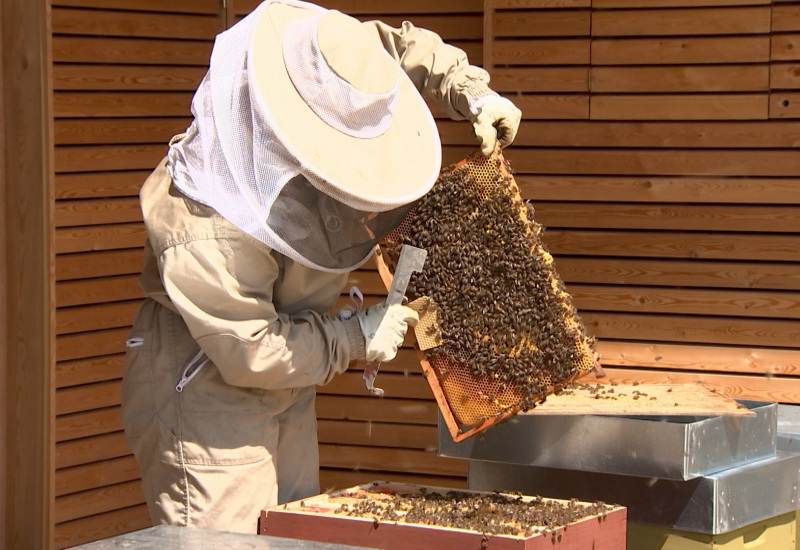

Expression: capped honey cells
xmin=381 ymin=151 xmax=598 ymax=426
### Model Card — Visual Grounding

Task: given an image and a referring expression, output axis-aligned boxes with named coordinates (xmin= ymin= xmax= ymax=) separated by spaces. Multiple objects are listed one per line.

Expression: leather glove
xmin=469 ymin=95 xmax=522 ymax=156
xmin=356 ymin=302 xmax=419 ymax=363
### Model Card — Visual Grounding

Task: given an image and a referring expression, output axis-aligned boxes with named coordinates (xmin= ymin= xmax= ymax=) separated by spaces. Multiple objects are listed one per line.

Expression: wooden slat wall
xmin=51 ymin=1 xmax=222 ymax=547
xmin=488 ymin=0 xmax=800 ymax=400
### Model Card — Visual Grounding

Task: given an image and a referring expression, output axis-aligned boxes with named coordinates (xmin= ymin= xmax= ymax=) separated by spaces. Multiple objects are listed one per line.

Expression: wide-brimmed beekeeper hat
xmin=167 ymin=0 xmax=442 ymax=272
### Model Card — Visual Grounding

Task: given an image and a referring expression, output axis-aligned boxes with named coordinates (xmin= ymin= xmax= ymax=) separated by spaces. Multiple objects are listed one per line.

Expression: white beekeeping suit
xmin=121 ymin=0 xmax=521 ymax=534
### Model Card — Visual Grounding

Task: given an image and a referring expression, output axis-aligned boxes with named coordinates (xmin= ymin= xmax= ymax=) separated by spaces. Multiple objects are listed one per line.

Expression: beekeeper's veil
xmin=167 ymin=0 xmax=441 ymax=272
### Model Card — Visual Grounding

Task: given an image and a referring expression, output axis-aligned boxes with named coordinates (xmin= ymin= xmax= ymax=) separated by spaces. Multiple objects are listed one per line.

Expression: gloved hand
xmin=469 ymin=95 xmax=522 ymax=156
xmin=356 ymin=302 xmax=419 ymax=363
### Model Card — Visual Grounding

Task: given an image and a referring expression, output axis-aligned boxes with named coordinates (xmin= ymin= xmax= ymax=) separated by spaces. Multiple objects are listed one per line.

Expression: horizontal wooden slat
xmin=594 ymin=0 xmax=770 ymax=6
xmin=55 ymin=118 xmax=190 ymax=146
xmin=514 ymin=148 xmax=800 ymax=177
xmin=55 ymin=223 xmax=147 ymax=254
xmin=584 ymin=311 xmax=800 ymax=348
xmin=319 ymin=470 xmax=465 ymax=494
xmin=771 ymin=92 xmax=800 ymax=119
xmin=591 ymin=65 xmax=769 ymax=93
xmin=56 ymin=171 xmax=150 ymax=199
xmin=514 ymin=121 xmax=800 ymax=149
xmin=56 ymin=431 xmax=131 ymax=469
xmin=771 ymin=62 xmax=800 ymax=90
xmin=57 ymin=275 xmax=142 ymax=307
xmin=493 ymin=0 xmax=590 ymax=7
xmin=319 ymin=444 xmax=466 ymax=477
xmin=596 ymin=341 xmax=800 ymax=376
xmin=534 ymin=202 xmax=800 ymax=232
xmin=771 ymin=34 xmax=800 ymax=61
xmin=56 ymin=455 xmax=140 ymax=497
xmin=572 ymin=285 xmax=800 ymax=319
xmin=52 ymin=36 xmax=212 ymax=65
xmin=55 ymin=480 xmax=144 ymax=524
xmin=503 ymin=94 xmax=590 ymax=120
xmin=54 ymin=504 xmax=151 ymax=550
xmin=53 ymin=65 xmax=205 ymax=92
xmin=592 ymin=36 xmax=769 ymax=65
xmin=239 ymin=0 xmax=483 ymax=16
xmin=489 ymin=67 xmax=589 ymax=92
xmin=53 ymin=0 xmax=221 ymax=13
xmin=57 ymin=328 xmax=130 ymax=362
xmin=318 ymin=420 xmax=438 ymax=450
xmin=57 ymin=355 xmax=125 ymax=390
xmin=556 ymin=257 xmax=800 ymax=291
xmin=591 ymin=7 xmax=771 ymax=36
xmin=493 ymin=10 xmax=590 ymax=37
xmin=54 ymin=92 xmax=193 ymax=118
xmin=57 ymin=380 xmax=122 ymax=416
xmin=57 ymin=249 xmax=144 ymax=281
xmin=55 ymin=145 xmax=165 ymax=173
xmin=53 ymin=7 xmax=222 ymax=39
xmin=590 ymin=94 xmax=768 ymax=120
xmin=320 ymin=372 xmax=430 ymax=400
xmin=545 ymin=230 xmax=800 ymax=262
xmin=492 ymin=38 xmax=589 ymax=65
xmin=360 ymin=14 xmax=482 ymax=40
xmin=56 ymin=198 xmax=143 ymax=227
xmin=56 ymin=407 xmax=124 ymax=442
xmin=56 ymin=301 xmax=140 ymax=335
xmin=316 ymin=395 xmax=439 ymax=425
xmin=773 ymin=3 xmax=800 ymax=32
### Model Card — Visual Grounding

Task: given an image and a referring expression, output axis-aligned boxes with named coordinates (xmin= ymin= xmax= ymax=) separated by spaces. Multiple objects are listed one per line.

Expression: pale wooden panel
xmin=237 ymin=0 xmax=483 ymax=16
xmin=57 ymin=328 xmax=129 ymax=362
xmin=57 ymin=275 xmax=142 ymax=307
xmin=52 ymin=8 xmax=223 ymax=39
xmin=502 ymin=94 xmax=590 ymax=119
xmin=492 ymin=38 xmax=590 ymax=65
xmin=56 ymin=455 xmax=140 ymax=497
xmin=771 ymin=92 xmax=800 ymax=118
xmin=56 ymin=171 xmax=150 ymax=199
xmin=56 ymin=431 xmax=131 ymax=469
xmin=583 ymin=312 xmax=800 ymax=348
xmin=56 ymin=301 xmax=140 ymax=335
xmin=771 ymin=62 xmax=800 ymax=90
xmin=319 ymin=444 xmax=467 ymax=477
xmin=514 ymin=148 xmax=800 ymax=176
xmin=596 ymin=341 xmax=800 ymax=376
xmin=319 ymin=470 xmax=465 ymax=494
xmin=597 ymin=367 xmax=800 ymax=405
xmin=592 ymin=7 xmax=771 ymax=36
xmin=317 ymin=420 xmax=438 ymax=450
xmin=533 ymin=202 xmax=800 ymax=232
xmin=55 ymin=145 xmax=166 ymax=173
xmin=595 ymin=0 xmax=770 ymax=6
xmin=54 ymin=505 xmax=151 ymax=550
xmin=489 ymin=67 xmax=589 ymax=92
xmin=56 ymin=407 xmax=123 ymax=443
xmin=556 ymin=257 xmax=800 ymax=291
xmin=56 ymin=198 xmax=143 ymax=228
xmin=592 ymin=36 xmax=769 ymax=65
xmin=57 ymin=381 xmax=122 ymax=416
xmin=544 ymin=230 xmax=799 ymax=262
xmin=57 ymin=249 xmax=144 ymax=281
xmin=57 ymin=355 xmax=125 ymax=389
xmin=773 ymin=3 xmax=800 ymax=32
xmin=53 ymin=65 xmax=205 ymax=92
xmin=493 ymin=9 xmax=590 ymax=37
xmin=55 ymin=118 xmax=190 ymax=146
xmin=319 ymin=371 xmax=429 ymax=400
xmin=591 ymin=65 xmax=769 ymax=93
xmin=55 ymin=480 xmax=144 ymax=524
xmin=52 ymin=36 xmax=213 ymax=65
xmin=517 ymin=175 xmax=800 ymax=204
xmin=316 ymin=395 xmax=439 ymax=425
xmin=54 ymin=92 xmax=193 ymax=118
xmin=514 ymin=121 xmax=800 ymax=149
xmin=772 ymin=34 xmax=800 ymax=61
xmin=571 ymin=285 xmax=800 ymax=319
xmin=55 ymin=223 xmax=147 ymax=254
xmin=590 ymin=94 xmax=768 ymax=120
xmin=53 ymin=0 xmax=220 ymax=13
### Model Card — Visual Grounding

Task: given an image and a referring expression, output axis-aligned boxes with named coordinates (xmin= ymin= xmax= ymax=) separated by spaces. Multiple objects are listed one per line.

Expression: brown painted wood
xmin=595 ymin=0 xmax=769 ymax=6
xmin=590 ymin=93 xmax=768 ymax=120
xmin=54 ymin=479 xmax=144 ymax=524
xmin=55 ymin=118 xmax=190 ymax=146
xmin=57 ymin=275 xmax=142 ymax=307
xmin=57 ymin=327 xmax=130 ymax=362
xmin=771 ymin=62 xmax=800 ymax=90
xmin=52 ymin=36 xmax=213 ymax=66
xmin=52 ymin=7 xmax=223 ymax=39
xmin=57 ymin=380 xmax=122 ymax=416
xmin=53 ymin=0 xmax=221 ymax=13
xmin=772 ymin=34 xmax=800 ymax=61
xmin=489 ymin=67 xmax=589 ymax=92
xmin=56 ymin=355 xmax=125 ymax=389
xmin=319 ymin=371 xmax=430 ymax=400
xmin=55 ymin=223 xmax=147 ymax=254
xmin=316 ymin=395 xmax=439 ymax=425
xmin=592 ymin=6 xmax=771 ymax=36
xmin=771 ymin=92 xmax=800 ymax=118
xmin=591 ymin=65 xmax=769 ymax=93
xmin=237 ymin=0 xmax=483 ymax=16
xmin=592 ymin=36 xmax=769 ymax=65
xmin=56 ymin=431 xmax=131 ymax=470
xmin=319 ymin=470 xmax=466 ymax=493
xmin=56 ymin=407 xmax=124 ymax=443
xmin=56 ymin=249 xmax=144 ymax=280
xmin=317 ymin=420 xmax=438 ymax=449
xmin=54 ymin=91 xmax=193 ymax=118
xmin=502 ymin=94 xmax=590 ymax=119
xmin=773 ymin=3 xmax=800 ymax=32
xmin=493 ymin=9 xmax=590 ymax=37
xmin=55 ymin=145 xmax=166 ymax=173
xmin=319 ymin=445 xmax=467 ymax=477
xmin=54 ymin=504 xmax=151 ymax=550
xmin=492 ymin=38 xmax=590 ymax=65
xmin=56 ymin=198 xmax=143 ymax=227
xmin=56 ymin=301 xmax=140 ymax=335
xmin=56 ymin=455 xmax=140 ymax=497
xmin=53 ymin=65 xmax=206 ymax=92
xmin=56 ymin=171 xmax=151 ymax=198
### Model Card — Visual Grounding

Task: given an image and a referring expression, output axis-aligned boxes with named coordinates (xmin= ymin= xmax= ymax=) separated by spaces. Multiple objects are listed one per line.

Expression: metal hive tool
xmin=377 ymin=150 xmax=600 ymax=441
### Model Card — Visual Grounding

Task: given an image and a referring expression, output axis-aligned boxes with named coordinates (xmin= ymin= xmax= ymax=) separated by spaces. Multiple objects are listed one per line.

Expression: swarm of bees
xmin=382 ymin=152 xmax=598 ymax=425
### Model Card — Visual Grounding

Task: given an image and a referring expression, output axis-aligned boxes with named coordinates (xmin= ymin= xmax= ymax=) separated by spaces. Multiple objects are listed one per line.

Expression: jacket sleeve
xmin=365 ymin=19 xmax=498 ymax=121
xmin=156 ymin=233 xmax=366 ymax=390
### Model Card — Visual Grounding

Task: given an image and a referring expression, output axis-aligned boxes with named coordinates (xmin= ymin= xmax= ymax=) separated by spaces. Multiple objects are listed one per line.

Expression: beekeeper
xmin=121 ymin=0 xmax=521 ymax=534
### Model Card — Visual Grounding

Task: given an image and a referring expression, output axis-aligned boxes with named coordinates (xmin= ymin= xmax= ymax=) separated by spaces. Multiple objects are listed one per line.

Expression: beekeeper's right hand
xmin=357 ymin=302 xmax=419 ymax=363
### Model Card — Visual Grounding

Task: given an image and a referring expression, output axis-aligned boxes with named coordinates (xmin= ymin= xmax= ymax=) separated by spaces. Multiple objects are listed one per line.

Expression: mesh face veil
xmin=166 ymin=0 xmax=440 ymax=272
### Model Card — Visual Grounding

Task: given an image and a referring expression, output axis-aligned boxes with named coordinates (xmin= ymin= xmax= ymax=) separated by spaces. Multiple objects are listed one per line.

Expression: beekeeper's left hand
xmin=470 ymin=95 xmax=522 ymax=156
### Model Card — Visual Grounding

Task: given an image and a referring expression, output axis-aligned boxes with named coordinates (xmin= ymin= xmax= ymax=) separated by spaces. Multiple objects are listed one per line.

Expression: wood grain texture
xmin=54 ymin=505 xmax=151 ymax=550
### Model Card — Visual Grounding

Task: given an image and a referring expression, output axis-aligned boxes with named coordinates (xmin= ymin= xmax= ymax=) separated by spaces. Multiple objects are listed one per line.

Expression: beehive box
xmin=259 ymin=481 xmax=627 ymax=549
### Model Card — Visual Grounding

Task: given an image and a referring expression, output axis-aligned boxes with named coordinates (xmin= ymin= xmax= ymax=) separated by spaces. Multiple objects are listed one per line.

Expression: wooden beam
xmin=2 ymin=0 xmax=54 ymax=548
